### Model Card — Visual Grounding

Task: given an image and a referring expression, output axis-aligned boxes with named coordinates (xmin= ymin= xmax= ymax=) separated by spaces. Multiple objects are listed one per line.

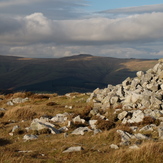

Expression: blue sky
xmin=0 ymin=0 xmax=163 ymax=59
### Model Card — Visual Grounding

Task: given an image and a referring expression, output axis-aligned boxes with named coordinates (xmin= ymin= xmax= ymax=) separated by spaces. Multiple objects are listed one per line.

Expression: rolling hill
xmin=0 ymin=54 xmax=158 ymax=94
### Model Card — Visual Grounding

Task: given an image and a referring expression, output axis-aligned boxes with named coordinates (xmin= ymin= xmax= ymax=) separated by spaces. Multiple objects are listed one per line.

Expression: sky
xmin=0 ymin=0 xmax=163 ymax=59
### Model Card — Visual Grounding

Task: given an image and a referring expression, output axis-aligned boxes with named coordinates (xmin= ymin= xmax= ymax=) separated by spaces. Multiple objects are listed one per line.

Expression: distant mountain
xmin=0 ymin=54 xmax=157 ymax=94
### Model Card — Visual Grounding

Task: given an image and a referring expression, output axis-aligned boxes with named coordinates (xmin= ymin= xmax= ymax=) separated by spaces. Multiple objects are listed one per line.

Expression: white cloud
xmin=1 ymin=12 xmax=163 ymax=45
xmin=1 ymin=11 xmax=163 ymax=58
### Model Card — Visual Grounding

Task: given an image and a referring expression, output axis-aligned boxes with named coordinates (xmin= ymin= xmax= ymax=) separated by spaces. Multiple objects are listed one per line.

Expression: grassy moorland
xmin=0 ymin=92 xmax=162 ymax=163
xmin=0 ymin=54 xmax=157 ymax=94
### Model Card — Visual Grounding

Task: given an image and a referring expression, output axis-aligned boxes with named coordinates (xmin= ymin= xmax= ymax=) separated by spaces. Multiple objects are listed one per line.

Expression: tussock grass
xmin=4 ymin=107 xmax=37 ymax=121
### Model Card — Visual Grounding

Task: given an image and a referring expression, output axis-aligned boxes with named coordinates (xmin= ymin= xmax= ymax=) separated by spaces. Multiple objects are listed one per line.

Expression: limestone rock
xmin=11 ymin=125 xmax=20 ymax=133
xmin=134 ymin=133 xmax=149 ymax=140
xmin=7 ymin=97 xmax=29 ymax=105
xmin=12 ymin=97 xmax=29 ymax=104
xmin=62 ymin=146 xmax=83 ymax=153
xmin=117 ymin=130 xmax=135 ymax=142
xmin=72 ymin=127 xmax=92 ymax=135
xmin=30 ymin=118 xmax=60 ymax=134
xmin=129 ymin=144 xmax=139 ymax=149
xmin=118 ymin=111 xmax=128 ymax=120
xmin=136 ymin=71 xmax=144 ymax=78
xmin=139 ymin=125 xmax=154 ymax=132
xmin=89 ymin=120 xmax=97 ymax=129
xmin=158 ymin=122 xmax=163 ymax=139
xmin=73 ymin=115 xmax=85 ymax=124
xmin=51 ymin=113 xmax=68 ymax=123
xmin=110 ymin=144 xmax=119 ymax=149
xmin=128 ymin=110 xmax=144 ymax=123
xmin=0 ymin=108 xmax=6 ymax=111
xmin=23 ymin=135 xmax=38 ymax=141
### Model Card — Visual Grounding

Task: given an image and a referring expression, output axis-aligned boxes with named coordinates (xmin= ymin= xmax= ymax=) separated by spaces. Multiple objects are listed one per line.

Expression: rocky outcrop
xmin=87 ymin=59 xmax=163 ymax=124
xmin=86 ymin=59 xmax=163 ymax=145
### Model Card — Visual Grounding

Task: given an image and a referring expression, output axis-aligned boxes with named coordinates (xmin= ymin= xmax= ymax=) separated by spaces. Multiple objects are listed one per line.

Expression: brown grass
xmin=74 ymin=105 xmax=93 ymax=119
xmin=0 ymin=92 xmax=163 ymax=163
xmin=95 ymin=117 xmax=115 ymax=130
xmin=141 ymin=116 xmax=161 ymax=126
xmin=46 ymin=101 xmax=58 ymax=106
xmin=121 ymin=60 xmax=157 ymax=71
xmin=4 ymin=107 xmax=37 ymax=121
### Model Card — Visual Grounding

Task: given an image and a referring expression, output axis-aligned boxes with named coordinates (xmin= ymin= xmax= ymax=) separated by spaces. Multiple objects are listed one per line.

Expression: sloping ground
xmin=0 ymin=90 xmax=163 ymax=163
xmin=0 ymin=54 xmax=157 ymax=94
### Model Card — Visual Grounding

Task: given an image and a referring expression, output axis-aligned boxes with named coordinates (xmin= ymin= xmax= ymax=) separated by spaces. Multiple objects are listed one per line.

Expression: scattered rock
xmin=139 ymin=125 xmax=155 ymax=132
xmin=51 ymin=113 xmax=68 ymax=123
xmin=73 ymin=115 xmax=85 ymax=124
xmin=62 ymin=146 xmax=83 ymax=153
xmin=158 ymin=122 xmax=163 ymax=139
xmin=89 ymin=120 xmax=97 ymax=129
xmin=12 ymin=97 xmax=29 ymax=104
xmin=30 ymin=118 xmax=61 ymax=134
xmin=0 ymin=108 xmax=6 ymax=111
xmin=129 ymin=144 xmax=139 ymax=149
xmin=7 ymin=97 xmax=29 ymax=105
xmin=93 ymin=129 xmax=102 ymax=135
xmin=110 ymin=144 xmax=119 ymax=149
xmin=134 ymin=133 xmax=149 ymax=140
xmin=23 ymin=134 xmax=38 ymax=141
xmin=7 ymin=101 xmax=14 ymax=106
xmin=72 ymin=127 xmax=92 ymax=135
xmin=11 ymin=125 xmax=20 ymax=132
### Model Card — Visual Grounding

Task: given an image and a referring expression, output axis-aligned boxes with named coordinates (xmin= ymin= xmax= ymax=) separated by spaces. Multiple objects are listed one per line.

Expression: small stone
xmin=118 ymin=111 xmax=128 ymax=120
xmin=63 ymin=133 xmax=68 ymax=138
xmin=158 ymin=58 xmax=163 ymax=63
xmin=0 ymin=108 xmax=6 ymax=111
xmin=62 ymin=146 xmax=83 ymax=153
xmin=11 ymin=125 xmax=20 ymax=133
xmin=89 ymin=120 xmax=97 ymax=129
xmin=136 ymin=71 xmax=144 ymax=78
xmin=134 ymin=133 xmax=149 ymax=140
xmin=72 ymin=127 xmax=92 ymax=135
xmin=158 ymin=122 xmax=163 ymax=139
xmin=73 ymin=115 xmax=85 ymax=124
xmin=94 ymin=129 xmax=102 ymax=135
xmin=129 ymin=144 xmax=139 ymax=149
xmin=7 ymin=101 xmax=14 ymax=106
xmin=23 ymin=135 xmax=38 ymax=141
xmin=110 ymin=144 xmax=119 ymax=149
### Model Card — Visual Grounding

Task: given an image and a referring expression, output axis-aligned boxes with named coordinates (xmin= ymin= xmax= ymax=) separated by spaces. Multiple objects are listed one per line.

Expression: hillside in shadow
xmin=0 ymin=54 xmax=157 ymax=94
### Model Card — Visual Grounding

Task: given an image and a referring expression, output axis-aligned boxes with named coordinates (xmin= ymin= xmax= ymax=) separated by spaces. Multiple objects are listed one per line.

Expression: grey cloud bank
xmin=0 ymin=1 xmax=163 ymax=58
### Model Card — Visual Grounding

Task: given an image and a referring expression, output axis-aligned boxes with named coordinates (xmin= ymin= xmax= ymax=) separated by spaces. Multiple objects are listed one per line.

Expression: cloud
xmin=1 ymin=12 xmax=163 ymax=45
xmin=0 ymin=0 xmax=88 ymax=19
xmin=99 ymin=4 xmax=163 ymax=16
xmin=0 ymin=15 xmax=22 ymax=34
xmin=0 ymin=0 xmax=40 ymax=8
xmin=0 ymin=0 xmax=87 ymax=8
xmin=1 ymin=11 xmax=163 ymax=59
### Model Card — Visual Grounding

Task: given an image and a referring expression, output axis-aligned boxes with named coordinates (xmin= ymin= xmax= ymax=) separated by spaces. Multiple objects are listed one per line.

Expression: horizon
xmin=0 ymin=53 xmax=159 ymax=60
xmin=0 ymin=1 xmax=163 ymax=59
